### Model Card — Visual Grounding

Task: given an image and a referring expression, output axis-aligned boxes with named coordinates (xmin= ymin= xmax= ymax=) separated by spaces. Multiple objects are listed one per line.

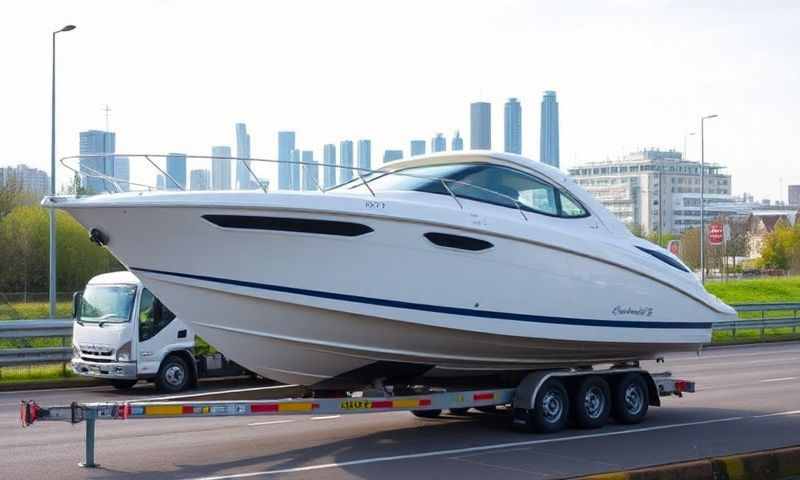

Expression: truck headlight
xmin=116 ymin=341 xmax=132 ymax=362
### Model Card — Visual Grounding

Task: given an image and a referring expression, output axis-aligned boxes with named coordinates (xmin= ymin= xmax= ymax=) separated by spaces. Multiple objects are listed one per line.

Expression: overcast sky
xmin=2 ymin=0 xmax=798 ymax=200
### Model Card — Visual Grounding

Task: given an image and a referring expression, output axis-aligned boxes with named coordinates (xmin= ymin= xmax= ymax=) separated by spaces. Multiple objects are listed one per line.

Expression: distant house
xmin=747 ymin=209 xmax=800 ymax=258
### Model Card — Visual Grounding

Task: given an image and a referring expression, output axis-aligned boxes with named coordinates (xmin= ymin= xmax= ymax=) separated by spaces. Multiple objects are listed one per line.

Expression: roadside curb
xmin=577 ymin=445 xmax=800 ymax=480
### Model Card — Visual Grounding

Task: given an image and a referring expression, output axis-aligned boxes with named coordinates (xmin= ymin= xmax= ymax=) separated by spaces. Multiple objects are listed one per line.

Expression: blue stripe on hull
xmin=131 ymin=267 xmax=712 ymax=330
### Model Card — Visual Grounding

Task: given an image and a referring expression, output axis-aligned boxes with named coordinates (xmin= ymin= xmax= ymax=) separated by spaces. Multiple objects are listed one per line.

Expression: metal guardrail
xmin=0 ymin=319 xmax=72 ymax=368
xmin=0 ymin=304 xmax=798 ymax=368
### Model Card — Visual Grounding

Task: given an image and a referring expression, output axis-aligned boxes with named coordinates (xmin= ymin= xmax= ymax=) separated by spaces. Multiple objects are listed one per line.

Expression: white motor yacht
xmin=45 ymin=151 xmax=736 ymax=388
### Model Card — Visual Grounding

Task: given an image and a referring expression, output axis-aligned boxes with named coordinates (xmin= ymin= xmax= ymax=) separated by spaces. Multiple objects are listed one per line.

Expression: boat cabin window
xmin=138 ymin=288 xmax=176 ymax=342
xmin=341 ymin=163 xmax=588 ymax=218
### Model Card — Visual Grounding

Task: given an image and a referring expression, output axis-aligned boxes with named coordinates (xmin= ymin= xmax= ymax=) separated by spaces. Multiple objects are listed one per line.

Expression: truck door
xmin=136 ymin=288 xmax=182 ymax=378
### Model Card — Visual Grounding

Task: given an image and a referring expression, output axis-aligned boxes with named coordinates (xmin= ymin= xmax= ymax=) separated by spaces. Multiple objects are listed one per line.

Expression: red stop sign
xmin=708 ymin=223 xmax=724 ymax=246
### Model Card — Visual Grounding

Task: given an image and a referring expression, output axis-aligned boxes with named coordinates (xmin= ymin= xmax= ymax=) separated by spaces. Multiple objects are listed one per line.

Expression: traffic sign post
xmin=708 ymin=222 xmax=724 ymax=246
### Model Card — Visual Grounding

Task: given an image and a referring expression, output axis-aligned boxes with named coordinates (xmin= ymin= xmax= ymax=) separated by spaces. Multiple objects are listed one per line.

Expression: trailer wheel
xmin=109 ymin=379 xmax=138 ymax=390
xmin=411 ymin=409 xmax=442 ymax=418
xmin=155 ymin=355 xmax=190 ymax=393
xmin=572 ymin=376 xmax=610 ymax=429
xmin=611 ymin=373 xmax=649 ymax=424
xmin=514 ymin=378 xmax=569 ymax=433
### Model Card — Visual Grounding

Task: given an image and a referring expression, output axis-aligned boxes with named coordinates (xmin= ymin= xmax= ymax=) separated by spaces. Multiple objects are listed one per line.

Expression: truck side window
xmin=138 ymin=288 xmax=176 ymax=342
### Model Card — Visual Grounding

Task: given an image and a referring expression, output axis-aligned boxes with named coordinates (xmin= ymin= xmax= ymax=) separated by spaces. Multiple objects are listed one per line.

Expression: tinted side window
xmin=558 ymin=191 xmax=588 ymax=217
xmin=138 ymin=289 xmax=176 ymax=342
xmin=449 ymin=165 xmax=559 ymax=215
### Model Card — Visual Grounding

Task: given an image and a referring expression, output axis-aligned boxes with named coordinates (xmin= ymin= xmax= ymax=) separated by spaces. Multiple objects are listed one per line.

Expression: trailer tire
xmin=109 ymin=379 xmax=138 ymax=390
xmin=411 ymin=409 xmax=442 ymax=418
xmin=572 ymin=376 xmax=610 ymax=429
xmin=155 ymin=355 xmax=190 ymax=393
xmin=611 ymin=372 xmax=649 ymax=424
xmin=514 ymin=378 xmax=569 ymax=433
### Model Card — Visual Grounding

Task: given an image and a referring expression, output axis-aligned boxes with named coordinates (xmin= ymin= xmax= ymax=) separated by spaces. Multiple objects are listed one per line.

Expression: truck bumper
xmin=71 ymin=358 xmax=138 ymax=380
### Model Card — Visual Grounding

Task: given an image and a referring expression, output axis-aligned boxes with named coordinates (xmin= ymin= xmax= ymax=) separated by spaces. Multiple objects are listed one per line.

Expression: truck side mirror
xmin=72 ymin=291 xmax=82 ymax=320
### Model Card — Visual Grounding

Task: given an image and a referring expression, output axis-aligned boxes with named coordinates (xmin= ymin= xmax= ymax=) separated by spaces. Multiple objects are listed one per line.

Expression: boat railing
xmin=59 ymin=153 xmax=532 ymax=221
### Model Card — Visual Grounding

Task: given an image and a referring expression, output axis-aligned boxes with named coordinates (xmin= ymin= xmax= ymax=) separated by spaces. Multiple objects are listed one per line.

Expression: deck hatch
xmin=202 ymin=215 xmax=373 ymax=237
xmin=424 ymin=232 xmax=493 ymax=251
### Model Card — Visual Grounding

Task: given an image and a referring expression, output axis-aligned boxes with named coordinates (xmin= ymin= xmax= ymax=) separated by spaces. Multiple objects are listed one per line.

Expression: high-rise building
xmin=323 ymin=144 xmax=337 ymax=188
xmin=115 ymin=156 xmax=130 ymax=192
xmin=79 ymin=130 xmax=119 ymax=194
xmin=451 ymin=131 xmax=464 ymax=151
xmin=470 ymin=102 xmax=491 ymax=150
xmin=302 ymin=151 xmax=318 ymax=191
xmin=156 ymin=174 xmax=165 ymax=190
xmin=278 ymin=131 xmax=296 ymax=190
xmin=540 ymin=91 xmax=560 ymax=168
xmin=290 ymin=149 xmax=302 ymax=190
xmin=190 ymin=169 xmax=211 ymax=190
xmin=340 ymin=140 xmax=354 ymax=182
xmin=357 ymin=139 xmax=371 ymax=176
xmin=568 ymin=149 xmax=733 ymax=234
xmin=166 ymin=153 xmax=187 ymax=190
xmin=504 ymin=98 xmax=522 ymax=154
xmin=431 ymin=133 xmax=446 ymax=153
xmin=0 ymin=164 xmax=50 ymax=197
xmin=383 ymin=150 xmax=403 ymax=163
xmin=211 ymin=146 xmax=232 ymax=190
xmin=410 ymin=140 xmax=426 ymax=156
xmin=789 ymin=185 xmax=800 ymax=206
xmin=235 ymin=123 xmax=253 ymax=190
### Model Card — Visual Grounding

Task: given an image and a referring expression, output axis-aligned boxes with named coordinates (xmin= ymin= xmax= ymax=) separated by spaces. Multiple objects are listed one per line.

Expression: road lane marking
xmin=247 ymin=420 xmax=295 ymax=427
xmin=753 ymin=410 xmax=800 ymax=418
xmin=311 ymin=415 xmax=341 ymax=421
xmin=760 ymin=377 xmax=797 ymax=383
xmin=188 ymin=416 xmax=748 ymax=480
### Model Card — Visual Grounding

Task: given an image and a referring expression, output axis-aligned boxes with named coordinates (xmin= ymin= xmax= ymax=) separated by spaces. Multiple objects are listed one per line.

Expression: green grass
xmin=0 ymin=301 xmax=72 ymax=320
xmin=0 ymin=363 xmax=75 ymax=384
xmin=705 ymin=276 xmax=800 ymax=304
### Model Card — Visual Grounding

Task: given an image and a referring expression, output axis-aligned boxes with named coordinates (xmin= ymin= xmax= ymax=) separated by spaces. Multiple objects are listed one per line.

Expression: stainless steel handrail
xmin=59 ymin=153 xmax=542 ymax=221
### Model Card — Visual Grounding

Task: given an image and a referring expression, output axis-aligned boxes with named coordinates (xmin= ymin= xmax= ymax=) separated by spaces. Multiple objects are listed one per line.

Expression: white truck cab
xmin=71 ymin=271 xmax=241 ymax=392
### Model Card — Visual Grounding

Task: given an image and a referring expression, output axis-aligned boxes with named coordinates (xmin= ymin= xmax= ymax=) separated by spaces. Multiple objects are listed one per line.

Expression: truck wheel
xmin=155 ymin=355 xmax=190 ymax=393
xmin=109 ymin=379 xmax=138 ymax=390
xmin=611 ymin=373 xmax=649 ymax=424
xmin=573 ymin=376 xmax=610 ymax=429
xmin=411 ymin=409 xmax=442 ymax=418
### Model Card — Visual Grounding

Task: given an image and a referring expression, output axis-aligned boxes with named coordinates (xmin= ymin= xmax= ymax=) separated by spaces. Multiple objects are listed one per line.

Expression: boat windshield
xmin=336 ymin=163 xmax=588 ymax=218
xmin=80 ymin=285 xmax=137 ymax=323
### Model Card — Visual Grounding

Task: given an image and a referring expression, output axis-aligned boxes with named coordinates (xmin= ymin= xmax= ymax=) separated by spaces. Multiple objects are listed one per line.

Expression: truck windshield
xmin=80 ymin=285 xmax=137 ymax=323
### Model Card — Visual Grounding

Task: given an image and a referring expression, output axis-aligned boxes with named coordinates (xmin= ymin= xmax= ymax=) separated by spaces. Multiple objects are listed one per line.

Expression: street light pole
xmin=49 ymin=25 xmax=76 ymax=319
xmin=699 ymin=114 xmax=718 ymax=284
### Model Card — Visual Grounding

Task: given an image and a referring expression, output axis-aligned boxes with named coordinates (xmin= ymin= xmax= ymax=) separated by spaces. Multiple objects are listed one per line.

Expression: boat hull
xmin=53 ymin=195 xmax=725 ymax=388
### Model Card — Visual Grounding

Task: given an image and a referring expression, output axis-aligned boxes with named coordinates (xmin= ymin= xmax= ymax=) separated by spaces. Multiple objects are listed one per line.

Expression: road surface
xmin=2 ymin=341 xmax=799 ymax=479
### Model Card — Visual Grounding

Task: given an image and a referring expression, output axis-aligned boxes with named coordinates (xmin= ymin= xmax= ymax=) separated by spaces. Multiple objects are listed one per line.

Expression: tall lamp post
xmin=50 ymin=24 xmax=76 ymax=318
xmin=700 ymin=114 xmax=718 ymax=284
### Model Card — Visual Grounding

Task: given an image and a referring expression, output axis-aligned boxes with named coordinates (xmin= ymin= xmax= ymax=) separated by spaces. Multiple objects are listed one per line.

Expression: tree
xmin=758 ymin=219 xmax=797 ymax=271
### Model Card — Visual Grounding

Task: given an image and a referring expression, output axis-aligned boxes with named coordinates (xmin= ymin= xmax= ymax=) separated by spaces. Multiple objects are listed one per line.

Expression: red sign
xmin=708 ymin=223 xmax=724 ymax=246
xmin=667 ymin=240 xmax=680 ymax=256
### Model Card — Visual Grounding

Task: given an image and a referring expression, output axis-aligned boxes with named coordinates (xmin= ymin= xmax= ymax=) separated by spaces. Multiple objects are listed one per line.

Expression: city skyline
xmin=4 ymin=2 xmax=798 ymax=201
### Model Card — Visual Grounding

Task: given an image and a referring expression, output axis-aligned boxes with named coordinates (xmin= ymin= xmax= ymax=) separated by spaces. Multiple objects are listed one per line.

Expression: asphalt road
xmin=2 ymin=341 xmax=800 ymax=480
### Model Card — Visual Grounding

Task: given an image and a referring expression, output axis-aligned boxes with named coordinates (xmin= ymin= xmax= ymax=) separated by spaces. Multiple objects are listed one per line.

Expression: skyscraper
xmin=357 ymin=139 xmax=371 ymax=176
xmin=470 ymin=102 xmax=491 ymax=150
xmin=190 ymin=169 xmax=211 ymax=190
xmin=0 ymin=164 xmax=50 ymax=197
xmin=789 ymin=185 xmax=800 ymax=206
xmin=156 ymin=174 xmax=166 ymax=190
xmin=383 ymin=150 xmax=403 ymax=163
xmin=302 ymin=151 xmax=318 ymax=191
xmin=211 ymin=146 xmax=232 ymax=190
xmin=451 ymin=131 xmax=464 ymax=151
xmin=235 ymin=123 xmax=253 ymax=189
xmin=340 ymin=140 xmax=354 ymax=182
xmin=166 ymin=153 xmax=187 ymax=190
xmin=79 ymin=130 xmax=117 ymax=194
xmin=410 ymin=140 xmax=426 ymax=156
xmin=115 ymin=156 xmax=130 ymax=192
xmin=431 ymin=133 xmax=446 ymax=153
xmin=540 ymin=91 xmax=560 ymax=168
xmin=278 ymin=131 xmax=296 ymax=190
xmin=290 ymin=149 xmax=302 ymax=190
xmin=323 ymin=144 xmax=337 ymax=188
xmin=504 ymin=98 xmax=522 ymax=154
